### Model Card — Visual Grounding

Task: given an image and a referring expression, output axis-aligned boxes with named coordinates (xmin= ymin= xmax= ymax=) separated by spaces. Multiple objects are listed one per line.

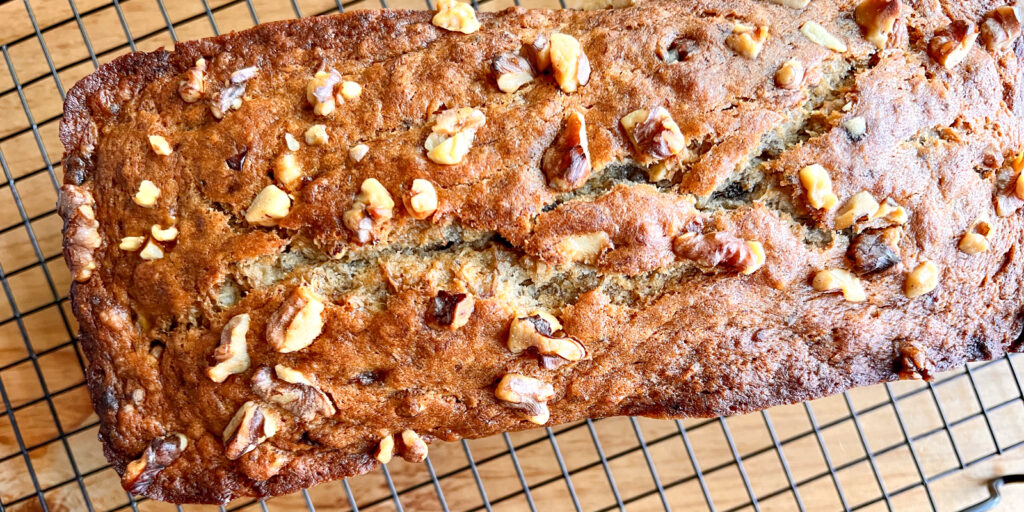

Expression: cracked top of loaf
xmin=58 ymin=0 xmax=1024 ymax=504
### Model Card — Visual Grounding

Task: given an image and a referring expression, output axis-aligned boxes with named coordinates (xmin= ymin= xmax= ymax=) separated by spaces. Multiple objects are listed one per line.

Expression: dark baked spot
xmin=226 ymin=145 xmax=249 ymax=170
xmin=351 ymin=369 xmax=388 ymax=385
xmin=847 ymin=231 xmax=900 ymax=275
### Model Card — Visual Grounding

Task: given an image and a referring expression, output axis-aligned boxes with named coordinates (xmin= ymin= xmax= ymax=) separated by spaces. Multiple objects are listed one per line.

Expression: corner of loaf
xmin=56 ymin=0 xmax=1024 ymax=503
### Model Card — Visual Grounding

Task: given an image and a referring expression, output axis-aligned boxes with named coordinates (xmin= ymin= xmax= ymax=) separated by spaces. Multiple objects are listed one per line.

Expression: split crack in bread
xmin=57 ymin=0 xmax=1024 ymax=504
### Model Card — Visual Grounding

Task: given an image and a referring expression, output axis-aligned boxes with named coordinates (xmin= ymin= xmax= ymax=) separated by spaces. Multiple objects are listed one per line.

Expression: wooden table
xmin=0 ymin=1 xmax=1022 ymax=510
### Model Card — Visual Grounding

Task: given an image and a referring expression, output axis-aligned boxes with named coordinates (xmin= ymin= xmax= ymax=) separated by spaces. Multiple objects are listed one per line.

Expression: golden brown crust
xmin=59 ymin=1 xmax=1024 ymax=504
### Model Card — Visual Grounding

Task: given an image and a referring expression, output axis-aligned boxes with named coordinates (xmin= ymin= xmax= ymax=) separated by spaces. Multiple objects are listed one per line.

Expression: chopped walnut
xmin=207 ymin=314 xmax=251 ymax=383
xmin=425 ymin=108 xmax=486 ymax=165
xmin=59 ymin=185 xmax=101 ymax=282
xmin=555 ymin=232 xmax=612 ymax=264
xmin=400 ymin=430 xmax=429 ymax=463
xmin=305 ymin=124 xmax=329 ymax=145
xmin=342 ymin=178 xmax=395 ymax=243
xmin=855 ymin=0 xmax=902 ymax=48
xmin=959 ymin=218 xmax=995 ymax=255
xmin=491 ymin=52 xmax=536 ymax=93
xmin=428 ymin=290 xmax=475 ymax=329
xmin=871 ymin=198 xmax=908 ymax=225
xmin=1014 ymin=151 xmax=1024 ymax=200
xmin=274 ymin=153 xmax=303 ymax=190
xmin=178 ymin=58 xmax=206 ymax=103
xmin=266 ymin=286 xmax=325 ymax=353
xmin=774 ymin=59 xmax=805 ymax=90
xmin=376 ymin=435 xmax=395 ymax=463
xmin=799 ymin=164 xmax=839 ymax=210
xmin=210 ymin=68 xmax=254 ymax=119
xmin=835 ymin=191 xmax=880 ymax=230
xmin=139 ymin=239 xmax=165 ymax=261
xmin=621 ymin=107 xmax=686 ymax=161
xmin=349 ymin=144 xmax=370 ymax=162
xmin=285 ymin=132 xmax=301 ymax=151
xmin=122 ymin=433 xmax=188 ymax=494
xmin=897 ymin=343 xmax=934 ymax=381
xmin=904 ymin=260 xmax=939 ymax=298
xmin=306 ymin=69 xmax=342 ymax=116
xmin=980 ymin=6 xmax=1021 ymax=52
xmin=543 ymin=111 xmax=591 ymax=191
xmin=244 ymin=185 xmax=292 ymax=226
xmin=133 ymin=180 xmax=161 ymax=207
xmin=843 ymin=116 xmax=867 ymax=141
xmin=549 ymin=33 xmax=591 ymax=93
xmin=251 ymin=366 xmax=336 ymax=421
xmin=801 ymin=21 xmax=848 ymax=52
xmin=150 ymin=224 xmax=178 ymax=242
xmin=404 ymin=179 xmax=438 ymax=219
xmin=508 ymin=313 xmax=587 ymax=367
xmin=674 ymin=232 xmax=765 ymax=274
xmin=148 ymin=135 xmax=172 ymax=156
xmin=928 ymin=20 xmax=978 ymax=69
xmin=812 ymin=269 xmax=866 ymax=302
xmin=727 ymin=23 xmax=769 ymax=59
xmin=432 ymin=0 xmax=480 ymax=34
xmin=847 ymin=228 xmax=901 ymax=275
xmin=223 ymin=401 xmax=277 ymax=460
xmin=525 ymin=34 xmax=552 ymax=72
xmin=495 ymin=373 xmax=555 ymax=425
xmin=339 ymin=81 xmax=362 ymax=101
xmin=119 ymin=236 xmax=145 ymax=251
xmin=767 ymin=0 xmax=810 ymax=7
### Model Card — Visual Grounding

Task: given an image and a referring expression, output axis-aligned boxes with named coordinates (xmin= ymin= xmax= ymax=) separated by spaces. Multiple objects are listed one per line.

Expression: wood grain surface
xmin=0 ymin=1 xmax=1022 ymax=510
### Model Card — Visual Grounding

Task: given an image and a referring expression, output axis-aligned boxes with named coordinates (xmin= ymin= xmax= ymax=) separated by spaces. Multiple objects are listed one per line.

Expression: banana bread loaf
xmin=59 ymin=0 xmax=1024 ymax=503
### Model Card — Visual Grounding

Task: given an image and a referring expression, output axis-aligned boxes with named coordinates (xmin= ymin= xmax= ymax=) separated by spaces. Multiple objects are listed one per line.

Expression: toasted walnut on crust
xmin=549 ymin=33 xmax=591 ymax=93
xmin=491 ymin=52 xmax=535 ymax=93
xmin=305 ymin=124 xmax=329 ymax=145
xmin=59 ymin=185 xmax=102 ymax=282
xmin=210 ymin=67 xmax=256 ymax=119
xmin=375 ymin=435 xmax=395 ymax=463
xmin=424 ymin=107 xmax=486 ymax=165
xmin=404 ymin=179 xmax=438 ymax=220
xmin=980 ymin=6 xmax=1021 ymax=52
xmin=543 ymin=111 xmax=591 ymax=191
xmin=959 ymin=219 xmax=995 ymax=255
xmin=133 ymin=180 xmax=160 ymax=207
xmin=799 ymin=164 xmax=839 ymax=211
xmin=928 ymin=21 xmax=979 ymax=69
xmin=835 ymin=191 xmax=880 ymax=230
xmin=306 ymin=69 xmax=342 ymax=116
xmin=774 ymin=59 xmax=805 ymax=90
xmin=274 ymin=153 xmax=302 ymax=191
xmin=621 ymin=107 xmax=686 ymax=162
xmin=223 ymin=401 xmax=278 ymax=460
xmin=904 ymin=261 xmax=939 ymax=298
xmin=150 ymin=224 xmax=178 ymax=242
xmin=122 ymin=433 xmax=188 ymax=495
xmin=178 ymin=58 xmax=206 ymax=103
xmin=495 ymin=374 xmax=555 ymax=425
xmin=812 ymin=269 xmax=867 ymax=302
xmin=400 ymin=430 xmax=429 ymax=463
xmin=801 ymin=21 xmax=848 ymax=52
xmin=727 ymin=23 xmax=769 ymax=59
xmin=508 ymin=313 xmax=587 ymax=368
xmin=148 ymin=135 xmax=172 ymax=155
xmin=266 ymin=285 xmax=325 ymax=353
xmin=897 ymin=342 xmax=934 ymax=381
xmin=429 ymin=291 xmax=475 ymax=330
xmin=525 ymin=34 xmax=551 ymax=72
xmin=673 ymin=232 xmax=765 ymax=275
xmin=208 ymin=314 xmax=251 ymax=383
xmin=767 ymin=0 xmax=810 ymax=7
xmin=855 ymin=0 xmax=901 ymax=49
xmin=344 ymin=178 xmax=395 ymax=243
xmin=139 ymin=240 xmax=164 ymax=261
xmin=432 ymin=0 xmax=480 ymax=34
xmin=847 ymin=228 xmax=901 ymax=275
xmin=244 ymin=185 xmax=291 ymax=226
xmin=251 ymin=366 xmax=336 ymax=421
xmin=119 ymin=236 xmax=144 ymax=251
xmin=555 ymin=232 xmax=612 ymax=264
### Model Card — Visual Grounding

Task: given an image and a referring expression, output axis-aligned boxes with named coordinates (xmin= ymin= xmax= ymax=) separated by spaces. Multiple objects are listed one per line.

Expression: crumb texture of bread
xmin=58 ymin=0 xmax=1024 ymax=504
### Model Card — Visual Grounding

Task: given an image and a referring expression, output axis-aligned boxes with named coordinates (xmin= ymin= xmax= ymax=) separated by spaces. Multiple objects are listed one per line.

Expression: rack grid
xmin=1 ymin=1 xmax=1023 ymax=511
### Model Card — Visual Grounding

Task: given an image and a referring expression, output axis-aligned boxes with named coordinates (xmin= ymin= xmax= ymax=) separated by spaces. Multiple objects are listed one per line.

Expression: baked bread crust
xmin=59 ymin=1 xmax=1024 ymax=503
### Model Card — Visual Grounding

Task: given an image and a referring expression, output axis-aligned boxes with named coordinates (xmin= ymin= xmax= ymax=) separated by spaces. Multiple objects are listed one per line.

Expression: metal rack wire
xmin=0 ymin=1 xmax=1023 ymax=511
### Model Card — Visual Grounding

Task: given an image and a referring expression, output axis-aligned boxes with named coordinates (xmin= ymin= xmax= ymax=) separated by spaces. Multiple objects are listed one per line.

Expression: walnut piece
xmin=855 ymin=0 xmax=902 ymax=48
xmin=1014 ymin=151 xmax=1024 ymax=200
xmin=400 ymin=430 xmax=429 ymax=463
xmin=847 ymin=228 xmax=901 ymax=275
xmin=801 ymin=21 xmax=848 ymax=52
xmin=349 ymin=144 xmax=369 ymax=162
xmin=904 ymin=260 xmax=939 ymax=298
xmin=305 ymin=124 xmax=329 ymax=145
xmin=59 ymin=185 xmax=101 ymax=282
xmin=799 ymin=164 xmax=839 ymax=210
xmin=344 ymin=178 xmax=395 ymax=243
xmin=375 ymin=435 xmax=395 ymax=463
xmin=133 ymin=180 xmax=161 ymax=207
xmin=673 ymin=232 xmax=766 ymax=275
xmin=508 ymin=313 xmax=587 ymax=367
xmin=812 ymin=269 xmax=866 ymax=302
xmin=767 ymin=0 xmax=810 ymax=7
xmin=285 ymin=132 xmax=301 ymax=151
xmin=148 ymin=135 xmax=172 ymax=156
xmin=980 ymin=6 xmax=1021 ymax=52
xmin=897 ymin=343 xmax=934 ymax=381
xmin=150 ymin=224 xmax=178 ymax=242
xmin=495 ymin=373 xmax=555 ymax=425
xmin=549 ymin=33 xmax=591 ymax=93
xmin=432 ymin=0 xmax=480 ymax=34
xmin=139 ymin=239 xmax=164 ymax=261
xmin=959 ymin=218 xmax=995 ymax=255
xmin=223 ymin=401 xmax=278 ymax=460
xmin=621 ymin=107 xmax=686 ymax=161
xmin=306 ymin=69 xmax=342 ymax=116
xmin=727 ymin=24 xmax=769 ymax=59
xmin=425 ymin=107 xmax=486 ymax=165
xmin=835 ymin=191 xmax=880 ymax=230
xmin=405 ymin=179 xmax=438 ymax=219
xmin=843 ymin=116 xmax=867 ymax=141
xmin=491 ymin=52 xmax=536 ymax=93
xmin=871 ymin=198 xmax=908 ymax=225
xmin=525 ymin=34 xmax=551 ymax=72
xmin=122 ymin=433 xmax=188 ymax=494
xmin=210 ymin=68 xmax=255 ymax=119
xmin=928 ymin=20 xmax=978 ymax=69
xmin=251 ymin=366 xmax=336 ymax=421
xmin=207 ymin=313 xmax=251 ymax=383
xmin=429 ymin=291 xmax=475 ymax=330
xmin=119 ymin=236 xmax=144 ymax=251
xmin=555 ymin=232 xmax=612 ymax=264
xmin=774 ymin=59 xmax=805 ymax=90
xmin=178 ymin=58 xmax=206 ymax=103
xmin=266 ymin=286 xmax=325 ymax=353
xmin=543 ymin=111 xmax=591 ymax=191
xmin=244 ymin=185 xmax=291 ymax=226
xmin=274 ymin=153 xmax=302 ymax=190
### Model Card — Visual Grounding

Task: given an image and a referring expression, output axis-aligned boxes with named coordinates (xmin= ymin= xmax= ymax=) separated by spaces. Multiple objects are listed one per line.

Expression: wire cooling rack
xmin=1 ymin=1 xmax=1024 ymax=511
